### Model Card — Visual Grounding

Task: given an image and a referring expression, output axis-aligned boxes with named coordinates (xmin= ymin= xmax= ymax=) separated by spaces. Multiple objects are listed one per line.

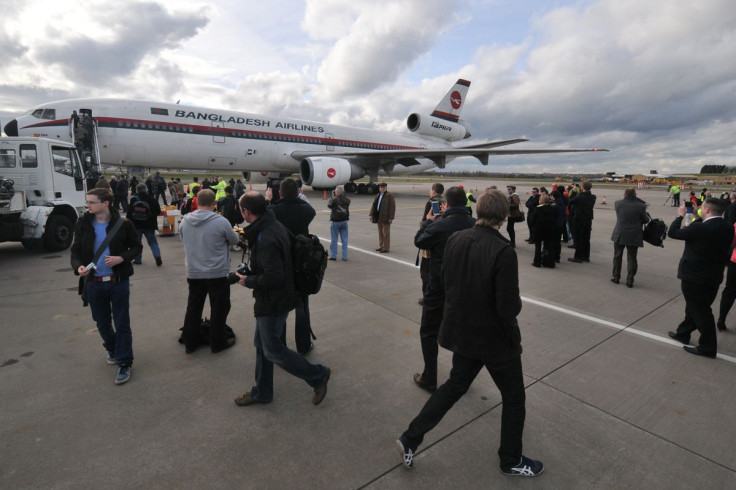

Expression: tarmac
xmin=1 ymin=180 xmax=735 ymax=489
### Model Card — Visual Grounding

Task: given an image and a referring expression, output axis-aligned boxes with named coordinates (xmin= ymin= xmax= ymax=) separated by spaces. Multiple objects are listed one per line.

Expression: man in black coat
xmin=397 ymin=190 xmax=543 ymax=477
xmin=610 ymin=188 xmax=648 ymax=287
xmin=127 ymin=184 xmax=162 ymax=266
xmin=667 ymin=198 xmax=733 ymax=358
xmin=268 ymin=178 xmax=317 ymax=354
xmin=525 ymin=187 xmax=540 ymax=243
xmin=412 ymin=187 xmax=475 ymax=392
xmin=234 ymin=191 xmax=331 ymax=407
xmin=567 ymin=181 xmax=596 ymax=263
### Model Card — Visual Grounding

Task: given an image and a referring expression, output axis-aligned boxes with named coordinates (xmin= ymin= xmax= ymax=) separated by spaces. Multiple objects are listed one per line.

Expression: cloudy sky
xmin=1 ymin=0 xmax=735 ymax=175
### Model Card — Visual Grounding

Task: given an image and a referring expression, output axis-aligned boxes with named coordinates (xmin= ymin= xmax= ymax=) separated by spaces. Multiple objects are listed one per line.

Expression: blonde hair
xmin=476 ymin=190 xmax=509 ymax=227
xmin=539 ymin=194 xmax=549 ymax=205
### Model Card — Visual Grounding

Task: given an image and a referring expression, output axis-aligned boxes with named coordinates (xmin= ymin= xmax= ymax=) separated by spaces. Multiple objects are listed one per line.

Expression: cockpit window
xmin=41 ymin=109 xmax=56 ymax=120
xmin=32 ymin=109 xmax=43 ymax=118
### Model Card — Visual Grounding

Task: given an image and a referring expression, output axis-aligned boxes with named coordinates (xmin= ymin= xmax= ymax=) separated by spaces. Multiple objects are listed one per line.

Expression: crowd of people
xmin=69 ymin=176 xmax=735 ymax=480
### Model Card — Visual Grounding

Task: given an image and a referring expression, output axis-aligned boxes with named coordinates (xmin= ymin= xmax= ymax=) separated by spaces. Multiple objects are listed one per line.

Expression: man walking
xmin=396 ymin=190 xmax=543 ymax=477
xmin=128 ymin=184 xmax=162 ymax=266
xmin=667 ymin=198 xmax=733 ymax=358
xmin=71 ymin=188 xmax=142 ymax=385
xmin=568 ymin=181 xmax=596 ymax=263
xmin=234 ymin=191 xmax=331 ymax=406
xmin=610 ymin=188 xmax=648 ymax=287
xmin=369 ymin=183 xmax=395 ymax=253
xmin=412 ymin=187 xmax=475 ymax=393
xmin=328 ymin=186 xmax=351 ymax=261
xmin=269 ymin=178 xmax=317 ymax=355
xmin=179 ymin=189 xmax=240 ymax=354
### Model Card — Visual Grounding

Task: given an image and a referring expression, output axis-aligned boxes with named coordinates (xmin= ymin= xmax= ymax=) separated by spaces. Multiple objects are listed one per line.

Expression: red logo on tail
xmin=450 ymin=91 xmax=462 ymax=110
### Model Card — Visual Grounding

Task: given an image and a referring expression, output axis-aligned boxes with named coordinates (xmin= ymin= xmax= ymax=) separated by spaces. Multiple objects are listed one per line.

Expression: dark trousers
xmin=506 ymin=220 xmax=516 ymax=245
xmin=182 ymin=277 xmax=231 ymax=351
xmin=718 ymin=262 xmax=736 ymax=323
xmin=533 ymin=234 xmax=556 ymax=267
xmin=676 ymin=280 xmax=720 ymax=354
xmin=419 ymin=288 xmax=444 ymax=386
xmin=283 ymin=293 xmax=313 ymax=354
xmin=401 ymin=354 xmax=526 ymax=469
xmin=573 ymin=220 xmax=592 ymax=260
xmin=561 ymin=216 xmax=569 ymax=242
xmin=155 ymin=189 xmax=168 ymax=206
xmin=612 ymin=242 xmax=639 ymax=281
xmin=419 ymin=257 xmax=430 ymax=296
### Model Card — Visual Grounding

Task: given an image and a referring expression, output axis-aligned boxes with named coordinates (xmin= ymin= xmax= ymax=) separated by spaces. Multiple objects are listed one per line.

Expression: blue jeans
xmin=136 ymin=228 xmax=161 ymax=262
xmin=330 ymin=220 xmax=349 ymax=260
xmin=250 ymin=312 xmax=328 ymax=402
xmin=86 ymin=279 xmax=134 ymax=366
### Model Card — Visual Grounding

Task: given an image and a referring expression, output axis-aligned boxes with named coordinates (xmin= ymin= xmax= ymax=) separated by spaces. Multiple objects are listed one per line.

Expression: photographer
xmin=179 ymin=189 xmax=240 ymax=354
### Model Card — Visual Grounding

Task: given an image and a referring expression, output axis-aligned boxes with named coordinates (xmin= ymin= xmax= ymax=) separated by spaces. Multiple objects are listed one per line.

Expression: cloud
xmin=35 ymin=2 xmax=209 ymax=85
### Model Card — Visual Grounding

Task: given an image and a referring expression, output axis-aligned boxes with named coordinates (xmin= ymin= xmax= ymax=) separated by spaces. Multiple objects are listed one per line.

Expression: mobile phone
xmin=431 ymin=201 xmax=441 ymax=215
xmin=684 ymin=201 xmax=692 ymax=209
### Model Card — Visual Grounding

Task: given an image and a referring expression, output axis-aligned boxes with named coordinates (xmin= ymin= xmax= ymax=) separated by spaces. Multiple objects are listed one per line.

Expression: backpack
xmin=643 ymin=215 xmax=667 ymax=247
xmin=177 ymin=317 xmax=236 ymax=346
xmin=130 ymin=197 xmax=152 ymax=221
xmin=291 ymin=233 xmax=328 ymax=295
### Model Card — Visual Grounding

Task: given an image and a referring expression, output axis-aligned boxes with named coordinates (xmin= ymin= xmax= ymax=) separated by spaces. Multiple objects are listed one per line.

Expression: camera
xmin=226 ymin=263 xmax=251 ymax=284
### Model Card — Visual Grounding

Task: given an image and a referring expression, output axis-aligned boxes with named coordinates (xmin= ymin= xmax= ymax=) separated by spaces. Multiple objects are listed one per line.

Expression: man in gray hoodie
xmin=180 ymin=189 xmax=240 ymax=354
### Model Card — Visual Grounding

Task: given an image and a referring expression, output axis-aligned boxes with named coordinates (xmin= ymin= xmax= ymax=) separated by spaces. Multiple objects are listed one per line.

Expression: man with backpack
xmin=268 ymin=178 xmax=318 ymax=355
xmin=233 ymin=191 xmax=331 ymax=407
xmin=153 ymin=172 xmax=168 ymax=206
xmin=217 ymin=186 xmax=244 ymax=227
xmin=127 ymin=184 xmax=162 ymax=266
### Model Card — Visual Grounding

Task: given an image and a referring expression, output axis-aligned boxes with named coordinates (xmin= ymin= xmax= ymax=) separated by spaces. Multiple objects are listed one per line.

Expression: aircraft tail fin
xmin=431 ymin=79 xmax=470 ymax=123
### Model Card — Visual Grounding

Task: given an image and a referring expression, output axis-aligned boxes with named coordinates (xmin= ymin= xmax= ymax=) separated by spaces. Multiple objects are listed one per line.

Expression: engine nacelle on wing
xmin=242 ymin=171 xmax=286 ymax=183
xmin=299 ymin=157 xmax=365 ymax=188
xmin=406 ymin=114 xmax=471 ymax=141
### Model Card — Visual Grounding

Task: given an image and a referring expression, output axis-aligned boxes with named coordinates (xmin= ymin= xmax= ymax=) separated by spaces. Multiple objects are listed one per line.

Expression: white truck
xmin=0 ymin=137 xmax=87 ymax=251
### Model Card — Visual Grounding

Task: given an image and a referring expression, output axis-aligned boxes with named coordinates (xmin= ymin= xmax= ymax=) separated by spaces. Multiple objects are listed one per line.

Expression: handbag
xmin=79 ymin=218 xmax=125 ymax=306
xmin=513 ymin=212 xmax=525 ymax=223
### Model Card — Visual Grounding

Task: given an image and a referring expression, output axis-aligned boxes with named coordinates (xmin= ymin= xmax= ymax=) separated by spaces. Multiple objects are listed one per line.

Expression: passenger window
xmin=0 ymin=149 xmax=17 ymax=168
xmin=41 ymin=109 xmax=56 ymax=120
xmin=51 ymin=146 xmax=75 ymax=176
xmin=20 ymin=144 xmax=38 ymax=168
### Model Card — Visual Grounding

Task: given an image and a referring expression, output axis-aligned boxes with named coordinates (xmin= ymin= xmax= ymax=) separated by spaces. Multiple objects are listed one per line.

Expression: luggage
xmin=178 ymin=317 xmax=236 ymax=346
xmin=643 ymin=214 xmax=667 ymax=247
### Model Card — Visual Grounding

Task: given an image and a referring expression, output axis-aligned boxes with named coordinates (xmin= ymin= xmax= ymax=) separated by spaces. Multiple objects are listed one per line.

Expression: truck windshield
xmin=0 ymin=149 xmax=17 ymax=167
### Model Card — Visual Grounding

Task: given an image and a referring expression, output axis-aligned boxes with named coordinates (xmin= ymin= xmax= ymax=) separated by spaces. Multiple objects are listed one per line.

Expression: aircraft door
xmin=325 ymin=133 xmax=334 ymax=151
xmin=212 ymin=122 xmax=225 ymax=143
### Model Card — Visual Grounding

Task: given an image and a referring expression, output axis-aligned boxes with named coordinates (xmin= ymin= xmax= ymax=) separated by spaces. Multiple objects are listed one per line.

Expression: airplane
xmin=3 ymin=79 xmax=607 ymax=194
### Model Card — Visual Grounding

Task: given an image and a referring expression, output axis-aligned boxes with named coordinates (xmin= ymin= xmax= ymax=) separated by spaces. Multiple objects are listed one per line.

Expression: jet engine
xmin=406 ymin=114 xmax=471 ymax=141
xmin=299 ymin=157 xmax=365 ymax=188
xmin=242 ymin=171 xmax=287 ymax=183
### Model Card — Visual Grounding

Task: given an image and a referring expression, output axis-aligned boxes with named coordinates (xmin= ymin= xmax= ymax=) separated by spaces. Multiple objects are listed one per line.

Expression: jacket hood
xmin=183 ymin=209 xmax=221 ymax=227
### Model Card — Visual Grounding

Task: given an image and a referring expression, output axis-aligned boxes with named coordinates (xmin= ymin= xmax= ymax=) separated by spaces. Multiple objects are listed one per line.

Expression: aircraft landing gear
xmin=344 ymin=182 xmax=357 ymax=193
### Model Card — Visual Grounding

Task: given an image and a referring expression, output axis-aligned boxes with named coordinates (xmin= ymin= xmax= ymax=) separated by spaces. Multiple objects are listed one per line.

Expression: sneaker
xmin=155 ymin=256 xmax=162 ymax=266
xmin=106 ymin=351 xmax=117 ymax=365
xmin=312 ymin=368 xmax=331 ymax=405
xmin=396 ymin=438 xmax=414 ymax=469
xmin=115 ymin=365 xmax=131 ymax=385
xmin=234 ymin=392 xmax=271 ymax=406
xmin=501 ymin=455 xmax=544 ymax=477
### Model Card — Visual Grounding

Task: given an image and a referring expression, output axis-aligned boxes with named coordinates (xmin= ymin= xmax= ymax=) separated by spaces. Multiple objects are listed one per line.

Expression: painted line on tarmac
xmin=329 ymin=240 xmax=736 ymax=365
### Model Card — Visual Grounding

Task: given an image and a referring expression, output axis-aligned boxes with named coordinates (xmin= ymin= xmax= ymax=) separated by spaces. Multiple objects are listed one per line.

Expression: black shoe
xmin=626 ymin=279 xmax=633 ymax=288
xmin=568 ymin=258 xmax=582 ymax=263
xmin=501 ymin=455 xmax=544 ymax=477
xmin=185 ymin=344 xmax=199 ymax=354
xmin=396 ymin=438 xmax=414 ymax=469
xmin=568 ymin=244 xmax=576 ymax=249
xmin=531 ymin=262 xmax=541 ymax=268
xmin=717 ymin=321 xmax=727 ymax=331
xmin=329 ymin=257 xmax=337 ymax=261
xmin=312 ymin=368 xmax=331 ymax=405
xmin=413 ymin=373 xmax=437 ymax=393
xmin=667 ymin=331 xmax=690 ymax=345
xmin=611 ymin=278 xmax=619 ymax=284
xmin=155 ymin=256 xmax=162 ymax=266
xmin=211 ymin=337 xmax=236 ymax=353
xmin=683 ymin=345 xmax=716 ymax=358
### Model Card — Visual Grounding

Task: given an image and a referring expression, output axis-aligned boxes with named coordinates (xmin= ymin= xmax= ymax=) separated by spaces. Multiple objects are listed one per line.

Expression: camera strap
xmin=91 ymin=217 xmax=125 ymax=267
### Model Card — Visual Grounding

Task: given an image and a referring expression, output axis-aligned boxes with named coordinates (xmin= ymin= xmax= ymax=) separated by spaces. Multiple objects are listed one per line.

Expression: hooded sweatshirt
xmin=180 ymin=209 xmax=239 ymax=279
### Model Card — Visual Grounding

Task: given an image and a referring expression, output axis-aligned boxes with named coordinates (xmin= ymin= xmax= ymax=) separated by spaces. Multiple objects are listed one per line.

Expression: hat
xmin=378 ymin=182 xmax=387 ymax=188
xmin=457 ymin=185 xmax=464 ymax=190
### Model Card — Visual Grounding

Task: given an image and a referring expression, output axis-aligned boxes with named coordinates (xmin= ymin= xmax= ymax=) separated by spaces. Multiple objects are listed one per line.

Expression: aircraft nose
xmin=4 ymin=119 xmax=18 ymax=136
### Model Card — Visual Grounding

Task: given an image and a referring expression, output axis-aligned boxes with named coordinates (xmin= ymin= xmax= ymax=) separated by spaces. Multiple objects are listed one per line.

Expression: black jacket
xmin=439 ymin=226 xmax=522 ymax=364
xmin=668 ymin=216 xmax=734 ymax=285
xmin=242 ymin=210 xmax=297 ymax=316
xmin=414 ymin=207 xmax=475 ymax=294
xmin=530 ymin=204 xmax=557 ymax=240
xmin=70 ymin=210 xmax=142 ymax=282
xmin=127 ymin=193 xmax=161 ymax=230
xmin=217 ymin=194 xmax=244 ymax=226
xmin=568 ymin=191 xmax=596 ymax=223
xmin=270 ymin=197 xmax=316 ymax=236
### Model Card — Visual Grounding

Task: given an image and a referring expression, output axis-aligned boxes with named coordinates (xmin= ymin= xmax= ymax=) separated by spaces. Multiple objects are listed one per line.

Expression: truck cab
xmin=0 ymin=137 xmax=87 ymax=251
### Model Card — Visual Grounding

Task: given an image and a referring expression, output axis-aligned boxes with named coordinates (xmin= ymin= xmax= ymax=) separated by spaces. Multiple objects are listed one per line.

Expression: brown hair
xmin=475 ymin=189 xmax=509 ymax=228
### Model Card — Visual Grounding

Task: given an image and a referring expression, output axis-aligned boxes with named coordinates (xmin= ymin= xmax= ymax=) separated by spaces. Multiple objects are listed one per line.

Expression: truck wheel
xmin=21 ymin=238 xmax=42 ymax=251
xmin=43 ymin=215 xmax=74 ymax=251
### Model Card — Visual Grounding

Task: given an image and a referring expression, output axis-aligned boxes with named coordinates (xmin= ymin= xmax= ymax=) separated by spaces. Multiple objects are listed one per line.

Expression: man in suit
xmin=369 ymin=183 xmax=396 ymax=253
xmin=567 ymin=181 xmax=596 ymax=263
xmin=667 ymin=198 xmax=734 ymax=358
xmin=610 ymin=188 xmax=649 ymax=287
